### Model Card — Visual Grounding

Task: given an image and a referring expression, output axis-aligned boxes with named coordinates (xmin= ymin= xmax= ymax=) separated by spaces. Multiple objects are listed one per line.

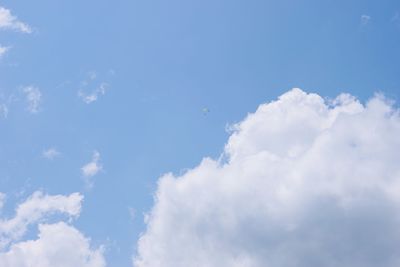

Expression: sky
xmin=0 ymin=1 xmax=400 ymax=266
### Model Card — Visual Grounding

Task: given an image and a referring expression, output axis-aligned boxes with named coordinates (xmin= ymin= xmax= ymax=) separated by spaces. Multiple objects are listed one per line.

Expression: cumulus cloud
xmin=22 ymin=86 xmax=41 ymax=113
xmin=0 ymin=222 xmax=105 ymax=267
xmin=42 ymin=148 xmax=60 ymax=160
xmin=0 ymin=191 xmax=82 ymax=249
xmin=0 ymin=6 xmax=31 ymax=33
xmin=134 ymin=89 xmax=400 ymax=267
xmin=0 ymin=192 xmax=106 ymax=267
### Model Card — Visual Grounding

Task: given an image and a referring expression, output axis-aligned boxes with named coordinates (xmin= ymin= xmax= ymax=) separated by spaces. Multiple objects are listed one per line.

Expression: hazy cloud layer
xmin=0 ymin=192 xmax=106 ymax=267
xmin=135 ymin=89 xmax=400 ymax=267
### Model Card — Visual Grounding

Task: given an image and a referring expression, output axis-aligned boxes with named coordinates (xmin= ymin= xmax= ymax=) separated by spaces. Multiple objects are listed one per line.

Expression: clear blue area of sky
xmin=1 ymin=0 xmax=399 ymax=266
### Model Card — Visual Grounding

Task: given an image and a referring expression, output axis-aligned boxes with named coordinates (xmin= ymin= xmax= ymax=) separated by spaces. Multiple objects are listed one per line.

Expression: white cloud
xmin=134 ymin=89 xmax=400 ymax=267
xmin=81 ymin=151 xmax=103 ymax=188
xmin=22 ymin=86 xmax=41 ymax=113
xmin=361 ymin=14 xmax=371 ymax=26
xmin=81 ymin=151 xmax=102 ymax=178
xmin=0 ymin=104 xmax=8 ymax=119
xmin=0 ymin=191 xmax=82 ymax=249
xmin=42 ymin=148 xmax=60 ymax=160
xmin=77 ymin=71 xmax=111 ymax=104
xmin=0 ymin=192 xmax=106 ymax=267
xmin=0 ymin=93 xmax=15 ymax=119
xmin=0 ymin=193 xmax=5 ymax=212
xmin=79 ymin=83 xmax=108 ymax=104
xmin=0 ymin=46 xmax=10 ymax=57
xmin=0 ymin=7 xmax=31 ymax=33
xmin=0 ymin=222 xmax=106 ymax=267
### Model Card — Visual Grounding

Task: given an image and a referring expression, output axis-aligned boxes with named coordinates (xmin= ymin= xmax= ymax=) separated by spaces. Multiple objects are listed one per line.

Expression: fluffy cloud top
xmin=0 ymin=7 xmax=31 ymax=33
xmin=135 ymin=89 xmax=400 ymax=267
xmin=0 ymin=192 xmax=106 ymax=267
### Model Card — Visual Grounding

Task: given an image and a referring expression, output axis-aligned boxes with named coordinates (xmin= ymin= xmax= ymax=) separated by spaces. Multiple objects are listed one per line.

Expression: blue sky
xmin=1 ymin=1 xmax=400 ymax=266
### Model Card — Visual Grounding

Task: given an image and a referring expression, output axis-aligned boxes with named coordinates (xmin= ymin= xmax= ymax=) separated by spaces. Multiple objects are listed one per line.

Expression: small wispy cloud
xmin=0 ymin=46 xmax=10 ymax=58
xmin=392 ymin=12 xmax=400 ymax=27
xmin=81 ymin=151 xmax=103 ymax=177
xmin=42 ymin=148 xmax=61 ymax=160
xmin=78 ymin=71 xmax=111 ymax=104
xmin=0 ymin=192 xmax=5 ymax=211
xmin=128 ymin=207 xmax=136 ymax=221
xmin=0 ymin=104 xmax=8 ymax=119
xmin=81 ymin=151 xmax=102 ymax=177
xmin=360 ymin=14 xmax=371 ymax=27
xmin=88 ymin=71 xmax=97 ymax=80
xmin=22 ymin=86 xmax=41 ymax=113
xmin=81 ymin=151 xmax=103 ymax=188
xmin=78 ymin=83 xmax=108 ymax=104
xmin=0 ymin=93 xmax=15 ymax=119
xmin=0 ymin=6 xmax=32 ymax=33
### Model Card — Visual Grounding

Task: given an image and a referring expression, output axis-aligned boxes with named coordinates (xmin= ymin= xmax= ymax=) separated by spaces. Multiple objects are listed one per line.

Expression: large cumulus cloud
xmin=134 ymin=89 xmax=400 ymax=267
